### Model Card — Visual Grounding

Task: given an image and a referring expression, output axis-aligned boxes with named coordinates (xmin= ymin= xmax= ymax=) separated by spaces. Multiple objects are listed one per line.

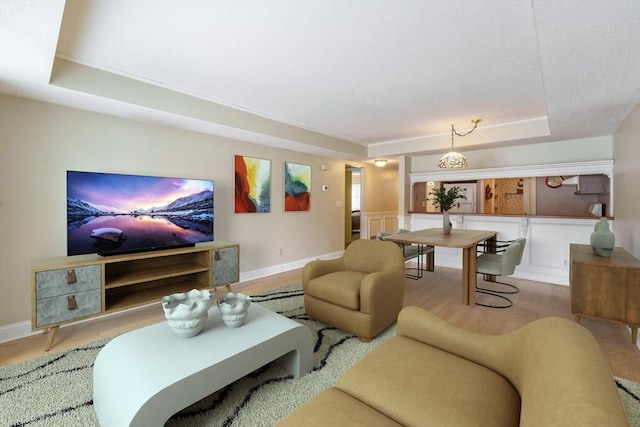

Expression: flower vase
xmin=443 ymin=211 xmax=452 ymax=235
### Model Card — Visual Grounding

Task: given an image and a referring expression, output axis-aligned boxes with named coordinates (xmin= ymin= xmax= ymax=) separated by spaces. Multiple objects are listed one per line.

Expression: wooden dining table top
xmin=384 ymin=228 xmax=497 ymax=248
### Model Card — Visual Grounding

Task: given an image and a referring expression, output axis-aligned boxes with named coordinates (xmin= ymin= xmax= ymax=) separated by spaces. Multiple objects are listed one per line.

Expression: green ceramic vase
xmin=590 ymin=218 xmax=615 ymax=257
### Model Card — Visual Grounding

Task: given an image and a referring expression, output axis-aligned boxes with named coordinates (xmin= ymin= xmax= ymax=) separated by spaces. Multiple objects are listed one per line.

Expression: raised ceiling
xmin=1 ymin=1 xmax=639 ymax=160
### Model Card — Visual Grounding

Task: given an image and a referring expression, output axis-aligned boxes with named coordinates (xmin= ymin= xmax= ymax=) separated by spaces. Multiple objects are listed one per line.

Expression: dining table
xmin=384 ymin=228 xmax=498 ymax=306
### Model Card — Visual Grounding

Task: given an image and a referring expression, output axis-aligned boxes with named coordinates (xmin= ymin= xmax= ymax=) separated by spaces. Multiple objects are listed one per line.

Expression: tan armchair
xmin=302 ymin=239 xmax=406 ymax=341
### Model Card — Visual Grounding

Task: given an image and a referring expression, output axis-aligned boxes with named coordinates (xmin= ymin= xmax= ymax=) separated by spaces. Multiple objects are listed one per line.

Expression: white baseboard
xmin=238 ymin=250 xmax=343 ymax=282
xmin=0 ymin=250 xmax=345 ymax=345
xmin=0 ymin=321 xmax=38 ymax=344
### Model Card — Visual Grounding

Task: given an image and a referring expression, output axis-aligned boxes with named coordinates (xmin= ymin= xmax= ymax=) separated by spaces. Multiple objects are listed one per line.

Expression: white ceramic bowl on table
xmin=161 ymin=289 xmax=213 ymax=338
xmin=217 ymin=293 xmax=251 ymax=327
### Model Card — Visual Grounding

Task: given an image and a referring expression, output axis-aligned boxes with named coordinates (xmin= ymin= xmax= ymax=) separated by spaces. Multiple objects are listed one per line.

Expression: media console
xmin=31 ymin=241 xmax=239 ymax=350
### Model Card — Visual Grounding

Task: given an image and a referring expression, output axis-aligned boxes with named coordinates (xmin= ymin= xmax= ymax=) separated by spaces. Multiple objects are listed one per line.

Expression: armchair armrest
xmin=302 ymin=258 xmax=345 ymax=287
xmin=359 ymin=268 xmax=406 ymax=314
xmin=396 ymin=306 xmax=629 ymax=427
xmin=396 ymin=306 xmax=504 ymax=372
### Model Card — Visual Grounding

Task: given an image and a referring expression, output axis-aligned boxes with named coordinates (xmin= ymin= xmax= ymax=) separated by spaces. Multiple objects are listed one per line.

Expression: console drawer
xmin=35 ymin=265 xmax=102 ymax=299
xmin=36 ymin=289 xmax=102 ymax=328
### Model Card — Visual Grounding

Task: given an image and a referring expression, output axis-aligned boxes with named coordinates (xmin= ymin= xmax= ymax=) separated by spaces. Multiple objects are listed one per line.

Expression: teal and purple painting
xmin=284 ymin=162 xmax=311 ymax=212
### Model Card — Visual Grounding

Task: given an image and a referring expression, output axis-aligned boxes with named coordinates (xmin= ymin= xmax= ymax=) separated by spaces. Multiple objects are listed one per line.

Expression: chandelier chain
xmin=438 ymin=119 xmax=481 ymax=169
xmin=452 ymin=119 xmax=481 ymax=138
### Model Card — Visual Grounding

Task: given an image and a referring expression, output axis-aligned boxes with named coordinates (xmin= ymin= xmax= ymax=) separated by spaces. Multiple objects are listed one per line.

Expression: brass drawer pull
xmin=67 ymin=295 xmax=78 ymax=310
xmin=67 ymin=269 xmax=77 ymax=284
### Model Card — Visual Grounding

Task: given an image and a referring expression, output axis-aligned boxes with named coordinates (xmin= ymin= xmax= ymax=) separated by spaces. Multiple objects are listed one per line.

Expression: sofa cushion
xmin=335 ymin=335 xmax=521 ymax=427
xmin=277 ymin=388 xmax=402 ymax=427
xmin=306 ymin=271 xmax=368 ymax=310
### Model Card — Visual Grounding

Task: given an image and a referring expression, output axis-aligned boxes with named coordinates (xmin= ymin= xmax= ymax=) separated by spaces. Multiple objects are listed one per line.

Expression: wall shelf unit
xmin=31 ymin=241 xmax=239 ymax=350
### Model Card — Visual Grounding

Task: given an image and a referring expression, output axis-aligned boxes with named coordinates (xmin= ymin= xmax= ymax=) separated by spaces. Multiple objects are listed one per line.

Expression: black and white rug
xmin=0 ymin=284 xmax=394 ymax=427
xmin=1 ymin=284 xmax=638 ymax=426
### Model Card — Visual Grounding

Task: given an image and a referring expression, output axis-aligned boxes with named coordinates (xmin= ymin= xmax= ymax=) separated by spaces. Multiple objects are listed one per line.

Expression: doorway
xmin=345 ymin=167 xmax=362 ymax=247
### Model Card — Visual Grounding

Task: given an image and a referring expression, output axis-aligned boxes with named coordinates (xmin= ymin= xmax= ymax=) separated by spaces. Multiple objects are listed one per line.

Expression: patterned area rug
xmin=0 ymin=284 xmax=638 ymax=426
xmin=617 ymin=377 xmax=640 ymax=426
xmin=0 ymin=284 xmax=394 ymax=426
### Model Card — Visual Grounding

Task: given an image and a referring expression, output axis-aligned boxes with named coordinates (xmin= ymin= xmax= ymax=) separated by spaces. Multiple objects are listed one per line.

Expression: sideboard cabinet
xmin=31 ymin=241 xmax=239 ymax=350
xmin=569 ymin=244 xmax=639 ymax=344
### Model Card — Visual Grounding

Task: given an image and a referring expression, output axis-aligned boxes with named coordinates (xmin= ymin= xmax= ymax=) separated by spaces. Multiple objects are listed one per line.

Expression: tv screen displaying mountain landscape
xmin=67 ymin=171 xmax=214 ymax=256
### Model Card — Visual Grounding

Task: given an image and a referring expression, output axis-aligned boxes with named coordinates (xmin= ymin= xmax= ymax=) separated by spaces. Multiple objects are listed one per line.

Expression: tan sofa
xmin=278 ymin=306 xmax=630 ymax=427
xmin=303 ymin=239 xmax=405 ymax=341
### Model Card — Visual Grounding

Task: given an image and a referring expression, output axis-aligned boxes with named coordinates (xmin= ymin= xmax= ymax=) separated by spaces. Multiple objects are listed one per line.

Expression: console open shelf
xmin=105 ymin=275 xmax=210 ymax=312
xmin=105 ymin=259 xmax=211 ymax=289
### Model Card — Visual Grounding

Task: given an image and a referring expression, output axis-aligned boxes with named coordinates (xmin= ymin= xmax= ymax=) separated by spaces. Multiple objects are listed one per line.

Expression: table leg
xmin=462 ymin=246 xmax=476 ymax=306
xmin=631 ymin=326 xmax=638 ymax=345
xmin=462 ymin=248 xmax=475 ymax=305
xmin=426 ymin=250 xmax=434 ymax=272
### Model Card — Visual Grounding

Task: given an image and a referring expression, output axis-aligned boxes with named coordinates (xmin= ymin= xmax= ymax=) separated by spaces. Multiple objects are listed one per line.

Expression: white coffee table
xmin=93 ymin=304 xmax=313 ymax=427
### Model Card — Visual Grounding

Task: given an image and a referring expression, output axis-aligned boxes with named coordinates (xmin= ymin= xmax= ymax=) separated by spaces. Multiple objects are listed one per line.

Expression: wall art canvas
xmin=284 ymin=162 xmax=311 ymax=212
xmin=234 ymin=155 xmax=271 ymax=213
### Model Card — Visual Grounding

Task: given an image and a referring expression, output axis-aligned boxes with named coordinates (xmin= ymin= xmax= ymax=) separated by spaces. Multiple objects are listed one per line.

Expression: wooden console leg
xmin=44 ymin=326 xmax=59 ymax=351
xmin=631 ymin=326 xmax=638 ymax=345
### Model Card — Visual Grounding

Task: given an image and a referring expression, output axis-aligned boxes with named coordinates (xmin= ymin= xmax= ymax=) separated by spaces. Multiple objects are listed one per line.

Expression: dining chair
xmin=475 ymin=238 xmax=526 ymax=308
xmin=378 ymin=230 xmax=435 ymax=279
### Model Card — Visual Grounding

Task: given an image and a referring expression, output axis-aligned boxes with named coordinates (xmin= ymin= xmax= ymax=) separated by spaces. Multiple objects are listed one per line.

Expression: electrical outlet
xmin=279 ymin=248 xmax=284 ymax=256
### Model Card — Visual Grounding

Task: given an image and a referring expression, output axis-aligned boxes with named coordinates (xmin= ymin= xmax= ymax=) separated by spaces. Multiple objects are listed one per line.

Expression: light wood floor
xmin=1 ymin=265 xmax=639 ymax=382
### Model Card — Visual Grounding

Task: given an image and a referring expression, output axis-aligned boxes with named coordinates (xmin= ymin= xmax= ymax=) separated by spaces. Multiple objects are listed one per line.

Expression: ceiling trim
xmin=368 ymin=117 xmax=551 ymax=158
xmin=50 ymin=57 xmax=368 ymax=160
xmin=409 ymin=160 xmax=614 ymax=183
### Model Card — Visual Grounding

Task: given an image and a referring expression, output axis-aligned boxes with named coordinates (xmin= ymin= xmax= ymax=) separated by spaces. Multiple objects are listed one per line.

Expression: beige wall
xmin=364 ymin=164 xmax=399 ymax=213
xmin=612 ymin=102 xmax=640 ymax=259
xmin=0 ymin=94 xmax=346 ymax=326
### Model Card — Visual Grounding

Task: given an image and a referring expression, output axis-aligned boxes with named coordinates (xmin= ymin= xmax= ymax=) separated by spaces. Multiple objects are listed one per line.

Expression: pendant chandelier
xmin=437 ymin=119 xmax=481 ymax=169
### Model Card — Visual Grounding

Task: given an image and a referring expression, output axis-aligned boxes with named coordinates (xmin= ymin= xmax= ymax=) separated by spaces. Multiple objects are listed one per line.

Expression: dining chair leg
xmin=475 ymin=274 xmax=514 ymax=309
xmin=478 ymin=274 xmax=519 ymax=294
xmin=405 ymin=245 xmax=425 ymax=280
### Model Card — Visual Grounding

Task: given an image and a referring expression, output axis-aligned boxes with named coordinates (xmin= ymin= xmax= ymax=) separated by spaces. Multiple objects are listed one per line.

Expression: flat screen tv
xmin=67 ymin=171 xmax=214 ymax=256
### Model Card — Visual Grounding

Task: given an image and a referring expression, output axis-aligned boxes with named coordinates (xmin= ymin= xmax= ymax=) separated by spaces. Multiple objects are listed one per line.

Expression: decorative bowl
xmin=217 ymin=293 xmax=251 ymax=328
xmin=161 ymin=289 xmax=213 ymax=338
